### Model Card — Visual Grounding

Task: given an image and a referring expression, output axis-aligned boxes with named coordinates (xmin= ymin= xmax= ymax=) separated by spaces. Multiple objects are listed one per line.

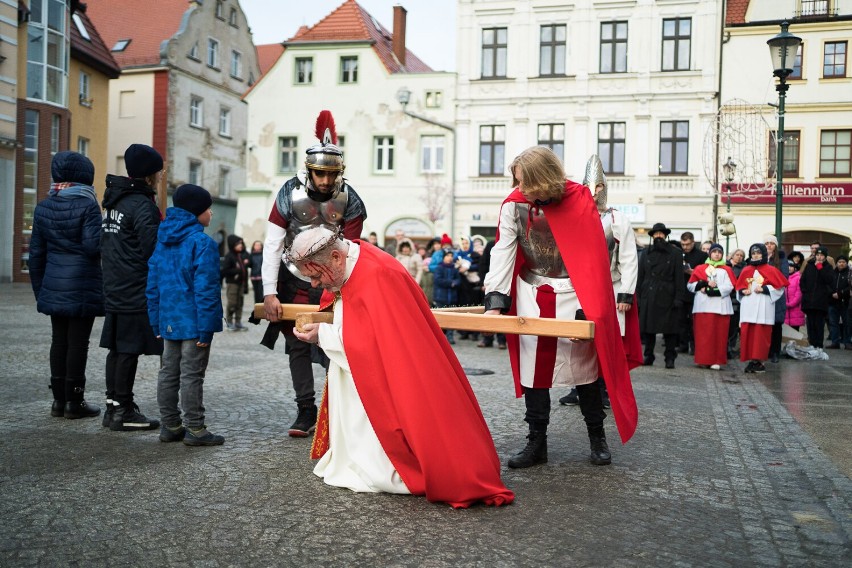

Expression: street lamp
xmin=396 ymin=87 xmax=457 ymax=237
xmin=720 ymin=156 xmax=737 ymax=253
xmin=767 ymin=21 xmax=802 ymax=246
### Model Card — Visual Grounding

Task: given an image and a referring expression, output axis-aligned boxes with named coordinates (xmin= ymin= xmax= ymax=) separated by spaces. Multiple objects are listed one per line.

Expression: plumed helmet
xmin=305 ymin=110 xmax=345 ymax=174
xmin=583 ymin=154 xmax=608 ymax=214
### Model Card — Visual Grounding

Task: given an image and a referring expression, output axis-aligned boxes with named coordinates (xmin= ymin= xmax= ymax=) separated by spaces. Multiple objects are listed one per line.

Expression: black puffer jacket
xmin=29 ymin=186 xmax=104 ymax=318
xmin=800 ymin=258 xmax=834 ymax=313
xmin=100 ymin=174 xmax=161 ymax=313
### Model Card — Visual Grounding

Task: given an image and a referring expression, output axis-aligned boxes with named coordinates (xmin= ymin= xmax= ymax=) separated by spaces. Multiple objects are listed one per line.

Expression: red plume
xmin=315 ymin=110 xmax=337 ymax=145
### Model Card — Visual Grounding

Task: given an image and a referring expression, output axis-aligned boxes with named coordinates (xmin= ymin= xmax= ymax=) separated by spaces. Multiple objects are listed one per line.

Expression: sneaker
xmin=159 ymin=424 xmax=186 ymax=443
xmin=497 ymin=343 xmax=507 ymax=350
xmin=234 ymin=323 xmax=249 ymax=332
xmin=183 ymin=427 xmax=224 ymax=446
xmin=601 ymin=391 xmax=611 ymax=410
xmin=110 ymin=404 xmax=160 ymax=431
xmin=225 ymin=322 xmax=237 ymax=332
xmin=744 ymin=361 xmax=755 ymax=374
xmin=558 ymin=388 xmax=579 ymax=406
xmin=102 ymin=402 xmax=116 ymax=428
xmin=288 ymin=404 xmax=317 ymax=438
xmin=710 ymin=364 xmax=721 ymax=370
xmin=752 ymin=362 xmax=766 ymax=373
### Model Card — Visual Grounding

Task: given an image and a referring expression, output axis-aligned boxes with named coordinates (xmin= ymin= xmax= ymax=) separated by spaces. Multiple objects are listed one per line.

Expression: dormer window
xmin=111 ymin=39 xmax=131 ymax=52
xmin=72 ymin=13 xmax=90 ymax=41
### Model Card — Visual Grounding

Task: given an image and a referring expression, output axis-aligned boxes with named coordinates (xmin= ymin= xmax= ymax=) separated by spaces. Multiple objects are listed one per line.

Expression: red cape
xmin=735 ymin=264 xmax=788 ymax=290
xmin=689 ymin=263 xmax=737 ymax=285
xmin=498 ymin=182 xmax=638 ymax=444
xmin=314 ymin=242 xmax=514 ymax=508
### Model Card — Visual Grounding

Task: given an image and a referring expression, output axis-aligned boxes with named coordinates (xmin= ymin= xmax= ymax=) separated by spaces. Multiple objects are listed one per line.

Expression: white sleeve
xmin=483 ymin=202 xmax=519 ymax=296
xmin=262 ymin=222 xmax=286 ymax=296
xmin=613 ymin=210 xmax=638 ymax=296
xmin=717 ymin=270 xmax=734 ymax=298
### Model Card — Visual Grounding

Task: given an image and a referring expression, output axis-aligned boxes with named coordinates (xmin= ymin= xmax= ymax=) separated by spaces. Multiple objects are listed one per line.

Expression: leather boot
xmin=588 ymin=425 xmax=611 ymax=466
xmin=49 ymin=377 xmax=65 ymax=417
xmin=63 ymin=380 xmax=100 ymax=419
xmin=507 ymin=426 xmax=548 ymax=468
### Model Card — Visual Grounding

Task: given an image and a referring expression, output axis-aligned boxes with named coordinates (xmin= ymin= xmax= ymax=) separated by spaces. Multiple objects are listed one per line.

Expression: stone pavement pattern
xmin=0 ymin=283 xmax=850 ymax=567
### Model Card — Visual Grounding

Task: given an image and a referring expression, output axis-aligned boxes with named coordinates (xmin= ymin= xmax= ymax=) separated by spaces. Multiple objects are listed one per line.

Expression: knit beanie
xmin=124 ymin=144 xmax=163 ymax=179
xmin=440 ymin=233 xmax=453 ymax=246
xmin=51 ymin=151 xmax=94 ymax=185
xmin=709 ymin=243 xmax=724 ymax=255
xmin=763 ymin=234 xmax=779 ymax=246
xmin=173 ymin=184 xmax=212 ymax=216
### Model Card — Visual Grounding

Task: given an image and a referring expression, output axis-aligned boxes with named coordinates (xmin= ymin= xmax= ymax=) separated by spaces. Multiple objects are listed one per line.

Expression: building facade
xmin=238 ymin=1 xmax=455 ymax=247
xmin=722 ymin=0 xmax=852 ymax=255
xmin=0 ymin=0 xmax=21 ymax=282
xmin=454 ymin=0 xmax=725 ymax=244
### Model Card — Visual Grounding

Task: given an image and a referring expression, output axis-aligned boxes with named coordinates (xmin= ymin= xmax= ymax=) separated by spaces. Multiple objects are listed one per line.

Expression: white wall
xmin=106 ymin=71 xmax=155 ymax=174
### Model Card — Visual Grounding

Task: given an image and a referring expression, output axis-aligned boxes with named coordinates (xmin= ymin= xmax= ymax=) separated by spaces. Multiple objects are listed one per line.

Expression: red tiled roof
xmin=85 ymin=0 xmax=190 ymax=68
xmin=726 ymin=0 xmax=751 ymax=25
xmin=256 ymin=43 xmax=285 ymax=75
xmin=70 ymin=7 xmax=121 ymax=78
xmin=288 ymin=0 xmax=432 ymax=74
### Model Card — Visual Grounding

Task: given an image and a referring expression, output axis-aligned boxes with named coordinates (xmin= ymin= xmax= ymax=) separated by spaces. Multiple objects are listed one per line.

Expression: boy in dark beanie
xmin=147 ymin=184 xmax=225 ymax=445
xmin=99 ymin=144 xmax=164 ymax=432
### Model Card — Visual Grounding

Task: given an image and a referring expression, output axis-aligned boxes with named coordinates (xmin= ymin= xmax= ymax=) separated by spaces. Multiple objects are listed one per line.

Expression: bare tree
xmin=420 ymin=174 xmax=451 ymax=223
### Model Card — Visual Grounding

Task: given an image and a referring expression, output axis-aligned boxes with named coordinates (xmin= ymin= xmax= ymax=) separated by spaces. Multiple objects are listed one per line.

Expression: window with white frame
xmin=661 ymin=18 xmax=691 ymax=71
xmin=77 ymin=136 xmax=89 ymax=157
xmin=819 ymin=129 xmax=851 ymax=177
xmin=659 ymin=120 xmax=689 ymax=174
xmin=215 ymin=0 xmax=224 ymax=19
xmin=768 ymin=130 xmax=801 ymax=178
xmin=340 ymin=56 xmax=358 ymax=83
xmin=374 ymin=136 xmax=394 ymax=173
xmin=600 ymin=22 xmax=627 ymax=73
xmin=479 ymin=125 xmax=506 ymax=176
xmin=537 ymin=124 xmax=564 ymax=162
xmin=50 ymin=114 xmax=60 ymax=155
xmin=425 ymin=91 xmax=443 ymax=108
xmin=789 ymin=43 xmax=804 ymax=79
xmin=207 ymin=38 xmax=220 ymax=68
xmin=190 ymin=97 xmax=203 ymax=127
xmin=421 ymin=136 xmax=445 ymax=173
xmin=295 ymin=57 xmax=313 ymax=84
xmin=278 ymin=137 xmax=298 ymax=173
xmin=230 ymin=50 xmax=242 ymax=79
xmin=79 ymin=71 xmax=91 ymax=106
xmin=481 ymin=28 xmax=508 ymax=79
xmin=800 ymin=0 xmax=830 ymax=17
xmin=598 ymin=122 xmax=626 ymax=175
xmin=219 ymin=107 xmax=231 ymax=136
xmin=539 ymin=24 xmax=566 ymax=76
xmin=22 ymin=110 xmax=39 ymax=272
xmin=188 ymin=42 xmax=199 ymax=60
xmin=26 ymin=0 xmax=69 ymax=105
xmin=229 ymin=7 xmax=238 ymax=27
xmin=823 ymin=41 xmax=847 ymax=78
xmin=189 ymin=160 xmax=202 ymax=185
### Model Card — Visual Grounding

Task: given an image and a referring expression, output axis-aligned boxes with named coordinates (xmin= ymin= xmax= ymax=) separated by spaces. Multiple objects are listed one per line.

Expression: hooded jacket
xmin=146 ymin=207 xmax=223 ymax=344
xmin=221 ymin=234 xmax=248 ymax=291
xmin=101 ymin=174 xmax=161 ymax=312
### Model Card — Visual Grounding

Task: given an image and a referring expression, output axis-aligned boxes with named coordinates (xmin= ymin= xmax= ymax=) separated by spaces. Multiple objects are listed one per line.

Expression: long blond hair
xmin=510 ymin=146 xmax=566 ymax=202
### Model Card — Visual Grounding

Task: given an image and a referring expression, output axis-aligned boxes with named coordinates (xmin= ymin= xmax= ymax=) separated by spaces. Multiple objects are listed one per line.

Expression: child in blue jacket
xmin=147 ymin=184 xmax=224 ymax=446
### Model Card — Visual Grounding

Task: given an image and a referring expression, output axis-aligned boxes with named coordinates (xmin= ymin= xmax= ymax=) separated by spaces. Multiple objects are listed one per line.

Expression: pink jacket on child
xmin=785 ymin=270 xmax=805 ymax=327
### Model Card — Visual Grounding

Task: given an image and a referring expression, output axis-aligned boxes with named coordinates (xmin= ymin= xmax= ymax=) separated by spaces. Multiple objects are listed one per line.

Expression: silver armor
xmin=601 ymin=208 xmax=620 ymax=275
xmin=283 ymin=184 xmax=349 ymax=281
xmin=513 ymin=203 xmax=572 ymax=291
xmin=583 ymin=154 xmax=608 ymax=214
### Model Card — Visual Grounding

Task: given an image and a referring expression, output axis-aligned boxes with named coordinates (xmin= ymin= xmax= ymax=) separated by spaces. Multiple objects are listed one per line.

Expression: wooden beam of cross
xmin=252 ymin=303 xmax=594 ymax=340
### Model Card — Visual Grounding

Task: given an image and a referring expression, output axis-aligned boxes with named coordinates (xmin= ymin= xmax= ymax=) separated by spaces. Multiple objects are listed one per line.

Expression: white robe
xmin=313 ymin=243 xmax=410 ymax=494
xmin=687 ymin=266 xmax=734 ymax=316
xmin=737 ymin=268 xmax=783 ymax=325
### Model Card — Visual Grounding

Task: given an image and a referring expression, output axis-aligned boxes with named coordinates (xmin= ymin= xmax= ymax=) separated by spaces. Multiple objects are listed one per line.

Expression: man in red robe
xmin=291 ymin=226 xmax=514 ymax=509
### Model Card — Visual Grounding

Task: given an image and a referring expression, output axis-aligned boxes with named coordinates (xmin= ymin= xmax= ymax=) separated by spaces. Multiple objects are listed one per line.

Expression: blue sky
xmin=241 ymin=0 xmax=457 ymax=72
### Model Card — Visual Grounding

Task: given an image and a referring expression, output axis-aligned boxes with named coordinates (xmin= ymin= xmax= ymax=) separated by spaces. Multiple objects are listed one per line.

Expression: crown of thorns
xmin=284 ymin=227 xmax=343 ymax=263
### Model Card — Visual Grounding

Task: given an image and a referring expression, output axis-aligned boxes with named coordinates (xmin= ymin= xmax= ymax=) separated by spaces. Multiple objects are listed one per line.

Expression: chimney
xmin=392 ymin=5 xmax=407 ymax=66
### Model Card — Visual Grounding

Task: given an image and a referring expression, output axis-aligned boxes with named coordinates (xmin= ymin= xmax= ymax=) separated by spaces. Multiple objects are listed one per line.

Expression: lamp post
xmin=767 ymin=21 xmax=802 ymax=245
xmin=396 ymin=87 xmax=457 ymax=237
xmin=721 ymin=156 xmax=737 ymax=253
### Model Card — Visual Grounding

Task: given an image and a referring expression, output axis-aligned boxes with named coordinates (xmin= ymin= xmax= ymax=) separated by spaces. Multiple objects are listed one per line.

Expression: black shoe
xmin=49 ymin=378 xmax=65 ymax=417
xmin=183 ymin=427 xmax=224 ymax=446
xmin=642 ymin=357 xmax=654 ymax=366
xmin=770 ymin=353 xmax=780 ymax=363
xmin=64 ymin=400 xmax=101 ymax=419
xmin=159 ymin=424 xmax=186 ymax=443
xmin=51 ymin=400 xmax=65 ymax=418
xmin=601 ymin=391 xmax=611 ymax=410
xmin=752 ymin=361 xmax=766 ymax=373
xmin=507 ymin=431 xmax=548 ymax=468
xmin=826 ymin=343 xmax=840 ymax=349
xmin=665 ymin=359 xmax=675 ymax=369
xmin=744 ymin=361 xmax=755 ymax=374
xmin=110 ymin=404 xmax=159 ymax=431
xmin=558 ymin=388 xmax=579 ymax=406
xmin=102 ymin=403 xmax=116 ymax=428
xmin=677 ymin=346 xmax=689 ymax=354
xmin=288 ymin=404 xmax=318 ymax=438
xmin=589 ymin=432 xmax=612 ymax=466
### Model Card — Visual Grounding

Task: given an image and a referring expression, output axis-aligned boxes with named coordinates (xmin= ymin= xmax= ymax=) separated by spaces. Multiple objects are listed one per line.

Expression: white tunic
xmin=313 ymin=243 xmax=410 ymax=494
xmin=687 ymin=265 xmax=734 ymax=316
xmin=737 ymin=268 xmax=783 ymax=325
xmin=606 ymin=207 xmax=638 ymax=336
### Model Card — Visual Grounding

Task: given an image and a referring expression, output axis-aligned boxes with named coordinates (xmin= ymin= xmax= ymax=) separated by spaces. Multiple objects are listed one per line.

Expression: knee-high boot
xmin=49 ymin=377 xmax=65 ymax=417
xmin=64 ymin=379 xmax=100 ymax=419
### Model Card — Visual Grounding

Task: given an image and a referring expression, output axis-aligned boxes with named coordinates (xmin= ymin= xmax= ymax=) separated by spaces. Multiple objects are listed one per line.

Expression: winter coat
xmin=785 ymin=271 xmax=805 ymax=327
xmin=249 ymin=251 xmax=263 ymax=281
xmin=29 ymin=184 xmax=105 ymax=318
xmin=100 ymin=174 xmax=161 ymax=313
xmin=727 ymin=260 xmax=746 ymax=311
xmin=221 ymin=234 xmax=248 ymax=292
xmin=396 ymin=238 xmax=423 ymax=285
xmin=681 ymin=247 xmax=708 ymax=305
xmin=146 ymin=207 xmax=223 ymax=345
xmin=800 ymin=258 xmax=834 ymax=313
xmin=831 ymin=266 xmax=850 ymax=307
xmin=637 ymin=241 xmax=685 ymax=334
xmin=768 ymin=251 xmax=788 ymax=323
xmin=432 ymin=262 xmax=461 ymax=305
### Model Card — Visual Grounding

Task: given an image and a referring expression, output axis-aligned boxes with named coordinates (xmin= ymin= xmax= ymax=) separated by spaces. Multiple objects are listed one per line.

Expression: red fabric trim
xmin=268 ymin=206 xmax=288 ymax=228
xmin=532 ymin=285 xmax=558 ymax=388
xmin=740 ymin=322 xmax=772 ymax=361
xmin=735 ymin=265 xmax=788 ymax=290
xmin=689 ymin=263 xmax=736 ymax=284
xmin=497 ymin=183 xmax=638 ymax=443
xmin=693 ymin=313 xmax=730 ymax=365
xmin=340 ymin=243 xmax=514 ymax=508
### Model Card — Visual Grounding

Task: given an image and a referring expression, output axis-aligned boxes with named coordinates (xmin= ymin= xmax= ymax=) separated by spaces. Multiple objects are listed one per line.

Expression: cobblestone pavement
xmin=1 ymin=283 xmax=850 ymax=567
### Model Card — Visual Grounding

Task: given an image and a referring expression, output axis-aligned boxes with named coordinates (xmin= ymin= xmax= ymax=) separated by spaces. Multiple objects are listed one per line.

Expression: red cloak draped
xmin=688 ymin=263 xmax=737 ymax=285
xmin=735 ymin=264 xmax=788 ymax=290
xmin=498 ymin=182 xmax=638 ymax=444
xmin=314 ymin=242 xmax=514 ymax=509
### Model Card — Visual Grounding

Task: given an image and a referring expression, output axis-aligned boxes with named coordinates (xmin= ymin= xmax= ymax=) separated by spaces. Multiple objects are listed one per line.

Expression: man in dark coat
xmin=637 ymin=223 xmax=684 ymax=368
xmin=800 ymin=246 xmax=835 ymax=349
xmin=827 ymin=255 xmax=850 ymax=349
xmin=678 ymin=231 xmax=708 ymax=354
xmin=99 ymin=144 xmax=164 ymax=432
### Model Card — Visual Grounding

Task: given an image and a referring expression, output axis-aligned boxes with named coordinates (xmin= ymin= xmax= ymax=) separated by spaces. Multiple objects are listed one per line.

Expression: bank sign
xmin=726 ymin=183 xmax=852 ymax=204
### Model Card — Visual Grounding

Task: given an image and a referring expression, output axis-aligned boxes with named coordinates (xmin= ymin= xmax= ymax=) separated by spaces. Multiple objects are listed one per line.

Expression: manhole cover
xmin=462 ymin=368 xmax=494 ymax=376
